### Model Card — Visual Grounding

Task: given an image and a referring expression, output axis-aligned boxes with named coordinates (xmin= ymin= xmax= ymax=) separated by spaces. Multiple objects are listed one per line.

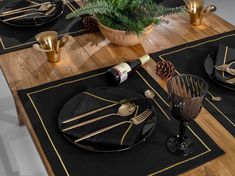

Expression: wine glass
xmin=166 ymin=74 xmax=209 ymax=156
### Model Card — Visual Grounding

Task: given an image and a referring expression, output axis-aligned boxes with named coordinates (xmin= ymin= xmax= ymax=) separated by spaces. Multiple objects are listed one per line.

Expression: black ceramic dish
xmin=58 ymin=87 xmax=157 ymax=152
xmin=0 ymin=0 xmax=64 ymax=27
xmin=204 ymin=53 xmax=235 ymax=91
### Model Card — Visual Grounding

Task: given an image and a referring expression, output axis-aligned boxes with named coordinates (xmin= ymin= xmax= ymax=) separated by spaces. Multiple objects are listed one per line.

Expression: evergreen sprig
xmin=66 ymin=0 xmax=183 ymax=35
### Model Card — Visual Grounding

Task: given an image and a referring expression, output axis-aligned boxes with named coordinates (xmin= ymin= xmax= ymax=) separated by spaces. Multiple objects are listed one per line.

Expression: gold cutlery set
xmin=215 ymin=61 xmax=235 ymax=84
xmin=62 ymin=97 xmax=153 ymax=143
xmin=74 ymin=109 xmax=152 ymax=143
xmin=0 ymin=1 xmax=56 ymax=22
xmin=62 ymin=102 xmax=136 ymax=132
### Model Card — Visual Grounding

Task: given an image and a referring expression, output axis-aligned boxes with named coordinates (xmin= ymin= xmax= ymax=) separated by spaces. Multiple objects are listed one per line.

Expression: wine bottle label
xmin=139 ymin=55 xmax=151 ymax=65
xmin=113 ymin=62 xmax=131 ymax=83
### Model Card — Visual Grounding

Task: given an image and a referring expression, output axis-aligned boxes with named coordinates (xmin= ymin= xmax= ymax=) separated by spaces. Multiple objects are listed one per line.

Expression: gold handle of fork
xmin=74 ymin=121 xmax=128 ymax=143
xmin=74 ymin=109 xmax=151 ymax=143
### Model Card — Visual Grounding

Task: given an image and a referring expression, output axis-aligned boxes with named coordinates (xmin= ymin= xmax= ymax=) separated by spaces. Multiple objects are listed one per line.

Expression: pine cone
xmin=82 ymin=16 xmax=99 ymax=32
xmin=156 ymin=60 xmax=175 ymax=80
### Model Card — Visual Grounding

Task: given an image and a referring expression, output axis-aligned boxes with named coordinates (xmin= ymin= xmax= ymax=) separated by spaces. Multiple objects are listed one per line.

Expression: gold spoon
xmin=62 ymin=102 xmax=136 ymax=132
xmin=208 ymin=92 xmax=222 ymax=102
xmin=144 ymin=90 xmax=171 ymax=121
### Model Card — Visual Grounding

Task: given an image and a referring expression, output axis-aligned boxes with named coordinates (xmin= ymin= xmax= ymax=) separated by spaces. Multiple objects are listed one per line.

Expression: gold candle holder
xmin=189 ymin=11 xmax=203 ymax=26
xmin=33 ymin=31 xmax=69 ymax=63
xmin=45 ymin=48 xmax=62 ymax=63
xmin=185 ymin=0 xmax=216 ymax=26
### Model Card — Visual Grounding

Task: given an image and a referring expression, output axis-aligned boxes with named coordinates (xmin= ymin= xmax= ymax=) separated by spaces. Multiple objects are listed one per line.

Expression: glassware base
xmin=166 ymin=135 xmax=194 ymax=157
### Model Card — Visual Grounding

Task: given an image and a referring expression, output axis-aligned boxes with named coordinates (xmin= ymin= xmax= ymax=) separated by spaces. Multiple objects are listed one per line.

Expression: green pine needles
xmin=66 ymin=0 xmax=183 ymax=35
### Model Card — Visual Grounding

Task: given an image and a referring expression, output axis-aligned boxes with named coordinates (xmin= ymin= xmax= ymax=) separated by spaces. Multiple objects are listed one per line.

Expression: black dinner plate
xmin=0 ymin=0 xmax=64 ymax=27
xmin=204 ymin=53 xmax=235 ymax=91
xmin=58 ymin=87 xmax=157 ymax=152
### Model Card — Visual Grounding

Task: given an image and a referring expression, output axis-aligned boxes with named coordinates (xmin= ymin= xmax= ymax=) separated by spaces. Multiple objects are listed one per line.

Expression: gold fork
xmin=74 ymin=109 xmax=152 ymax=143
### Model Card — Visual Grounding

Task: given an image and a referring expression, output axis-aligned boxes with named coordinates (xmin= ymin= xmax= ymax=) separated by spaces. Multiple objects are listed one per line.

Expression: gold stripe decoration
xmin=27 ymin=94 xmax=71 ymax=176
xmin=0 ymin=29 xmax=88 ymax=51
xmin=84 ymin=91 xmax=117 ymax=103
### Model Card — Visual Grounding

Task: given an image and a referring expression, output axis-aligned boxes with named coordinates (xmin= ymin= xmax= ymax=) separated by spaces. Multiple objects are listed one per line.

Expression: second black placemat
xmin=18 ymin=66 xmax=223 ymax=176
xmin=151 ymin=30 xmax=235 ymax=136
xmin=0 ymin=0 xmax=89 ymax=55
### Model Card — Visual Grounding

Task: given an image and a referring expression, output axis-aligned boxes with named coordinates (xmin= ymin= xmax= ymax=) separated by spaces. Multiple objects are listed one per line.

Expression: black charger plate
xmin=0 ymin=0 xmax=64 ymax=27
xmin=58 ymin=87 xmax=156 ymax=152
xmin=204 ymin=53 xmax=235 ymax=91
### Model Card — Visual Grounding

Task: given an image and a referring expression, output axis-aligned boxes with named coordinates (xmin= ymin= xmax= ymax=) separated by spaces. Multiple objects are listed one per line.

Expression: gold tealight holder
xmin=33 ymin=31 xmax=69 ymax=63
xmin=185 ymin=0 xmax=216 ymax=26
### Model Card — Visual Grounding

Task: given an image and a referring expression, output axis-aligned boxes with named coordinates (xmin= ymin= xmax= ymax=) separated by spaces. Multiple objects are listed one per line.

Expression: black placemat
xmin=151 ymin=30 xmax=235 ymax=137
xmin=18 ymin=66 xmax=223 ymax=176
xmin=0 ymin=0 xmax=89 ymax=55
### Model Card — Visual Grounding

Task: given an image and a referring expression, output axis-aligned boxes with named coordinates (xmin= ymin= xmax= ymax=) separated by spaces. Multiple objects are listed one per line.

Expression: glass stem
xmin=178 ymin=121 xmax=188 ymax=144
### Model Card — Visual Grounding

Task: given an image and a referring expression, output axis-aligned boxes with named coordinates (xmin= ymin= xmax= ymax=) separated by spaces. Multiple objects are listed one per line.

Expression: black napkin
xmin=0 ymin=0 xmax=62 ymax=25
xmin=59 ymin=88 xmax=154 ymax=147
xmin=214 ymin=45 xmax=235 ymax=84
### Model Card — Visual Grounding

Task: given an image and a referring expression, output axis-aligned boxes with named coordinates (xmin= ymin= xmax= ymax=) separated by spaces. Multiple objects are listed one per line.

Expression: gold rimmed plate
xmin=58 ymin=87 xmax=157 ymax=152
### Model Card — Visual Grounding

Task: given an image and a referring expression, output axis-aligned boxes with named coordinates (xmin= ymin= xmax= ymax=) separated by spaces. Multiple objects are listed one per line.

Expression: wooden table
xmin=0 ymin=12 xmax=235 ymax=176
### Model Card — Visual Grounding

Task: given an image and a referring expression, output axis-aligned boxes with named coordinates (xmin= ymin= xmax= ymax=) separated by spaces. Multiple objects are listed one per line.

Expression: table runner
xmin=0 ymin=0 xmax=89 ymax=55
xmin=18 ymin=66 xmax=223 ymax=176
xmin=151 ymin=30 xmax=235 ymax=137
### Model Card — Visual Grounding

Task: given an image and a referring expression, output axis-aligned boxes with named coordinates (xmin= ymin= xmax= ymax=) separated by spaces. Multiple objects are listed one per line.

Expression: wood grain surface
xmin=0 ymin=9 xmax=234 ymax=176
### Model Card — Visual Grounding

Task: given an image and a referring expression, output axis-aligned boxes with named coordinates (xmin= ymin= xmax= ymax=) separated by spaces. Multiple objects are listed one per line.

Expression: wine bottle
xmin=105 ymin=55 xmax=151 ymax=85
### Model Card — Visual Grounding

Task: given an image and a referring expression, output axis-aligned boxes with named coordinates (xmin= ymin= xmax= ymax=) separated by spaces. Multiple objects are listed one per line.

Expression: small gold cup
xmin=185 ymin=0 xmax=216 ymax=26
xmin=189 ymin=12 xmax=203 ymax=26
xmin=45 ymin=48 xmax=62 ymax=63
xmin=33 ymin=31 xmax=69 ymax=63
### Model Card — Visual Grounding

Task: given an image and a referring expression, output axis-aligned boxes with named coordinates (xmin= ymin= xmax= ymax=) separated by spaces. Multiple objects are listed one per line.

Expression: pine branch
xmin=66 ymin=0 xmax=183 ymax=35
xmin=66 ymin=1 xmax=117 ymax=19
